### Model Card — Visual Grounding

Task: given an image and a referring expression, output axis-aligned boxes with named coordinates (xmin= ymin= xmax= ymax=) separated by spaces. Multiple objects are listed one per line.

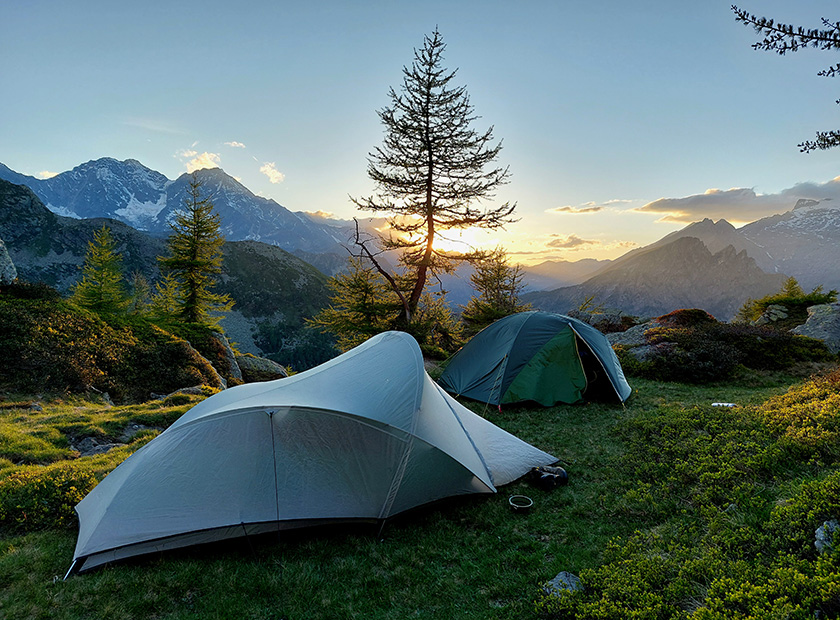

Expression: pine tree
xmin=158 ymin=173 xmax=233 ymax=326
xmin=310 ymin=256 xmax=462 ymax=354
xmin=461 ymin=248 xmax=530 ymax=335
xmin=70 ymin=225 xmax=130 ymax=315
xmin=352 ymin=29 xmax=516 ymax=327
xmin=733 ymin=6 xmax=840 ymax=151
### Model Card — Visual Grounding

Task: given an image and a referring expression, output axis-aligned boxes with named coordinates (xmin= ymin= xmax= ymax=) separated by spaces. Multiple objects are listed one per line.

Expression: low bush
xmin=0 ymin=295 xmax=222 ymax=402
xmin=537 ymin=370 xmax=840 ymax=619
xmin=618 ymin=310 xmax=835 ymax=384
xmin=0 ymin=463 xmax=97 ymax=531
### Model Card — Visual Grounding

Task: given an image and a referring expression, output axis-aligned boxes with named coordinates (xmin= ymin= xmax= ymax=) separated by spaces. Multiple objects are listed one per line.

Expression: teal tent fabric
xmin=438 ymin=312 xmax=632 ymax=406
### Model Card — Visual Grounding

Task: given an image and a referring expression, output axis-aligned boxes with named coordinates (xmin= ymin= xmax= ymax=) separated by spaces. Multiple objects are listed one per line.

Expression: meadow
xmin=1 ymin=368 xmax=839 ymax=619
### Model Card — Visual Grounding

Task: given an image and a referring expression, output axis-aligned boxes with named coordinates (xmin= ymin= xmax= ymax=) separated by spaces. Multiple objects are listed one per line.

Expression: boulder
xmin=816 ymin=519 xmax=839 ymax=555
xmin=607 ymin=321 xmax=657 ymax=348
xmin=209 ymin=331 xmax=243 ymax=383
xmin=236 ymin=354 xmax=289 ymax=383
xmin=542 ymin=571 xmax=584 ymax=597
xmin=792 ymin=303 xmax=840 ymax=354
xmin=0 ymin=237 xmax=16 ymax=284
xmin=752 ymin=303 xmax=789 ymax=326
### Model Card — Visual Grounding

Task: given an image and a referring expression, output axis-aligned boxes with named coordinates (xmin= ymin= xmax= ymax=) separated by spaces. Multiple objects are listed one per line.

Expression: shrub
xmin=755 ymin=369 xmax=840 ymax=460
xmin=736 ymin=277 xmax=838 ymax=328
xmin=618 ymin=311 xmax=835 ymax=384
xmin=0 ymin=463 xmax=97 ymax=530
xmin=0 ymin=296 xmax=222 ymax=402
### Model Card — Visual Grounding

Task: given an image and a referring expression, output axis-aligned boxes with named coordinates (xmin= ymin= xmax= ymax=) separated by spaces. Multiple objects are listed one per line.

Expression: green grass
xmin=0 ymin=371 xmax=836 ymax=619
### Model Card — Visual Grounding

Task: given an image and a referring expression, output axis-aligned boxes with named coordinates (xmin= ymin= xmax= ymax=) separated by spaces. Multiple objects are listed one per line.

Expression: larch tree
xmin=158 ymin=173 xmax=233 ymax=327
xmin=733 ymin=6 xmax=840 ymax=151
xmin=70 ymin=225 xmax=130 ymax=315
xmin=461 ymin=248 xmax=531 ymax=336
xmin=352 ymin=28 xmax=517 ymax=328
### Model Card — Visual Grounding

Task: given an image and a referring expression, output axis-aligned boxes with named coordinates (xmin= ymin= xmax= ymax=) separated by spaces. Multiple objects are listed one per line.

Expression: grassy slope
xmin=0 ymin=374 xmax=822 ymax=619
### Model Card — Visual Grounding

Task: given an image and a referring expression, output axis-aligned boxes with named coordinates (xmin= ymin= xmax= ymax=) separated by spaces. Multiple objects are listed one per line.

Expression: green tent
xmin=438 ymin=311 xmax=631 ymax=407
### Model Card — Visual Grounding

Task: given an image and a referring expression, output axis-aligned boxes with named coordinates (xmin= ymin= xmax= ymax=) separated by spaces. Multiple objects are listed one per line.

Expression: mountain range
xmin=0 ymin=158 xmax=350 ymax=256
xmin=3 ymin=157 xmax=840 ymax=322
xmin=0 ymin=178 xmax=333 ymax=367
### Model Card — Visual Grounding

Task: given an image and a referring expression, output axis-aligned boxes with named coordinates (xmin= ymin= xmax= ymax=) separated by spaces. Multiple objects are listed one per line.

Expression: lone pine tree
xmin=352 ymin=28 xmax=516 ymax=327
xmin=158 ymin=173 xmax=233 ymax=327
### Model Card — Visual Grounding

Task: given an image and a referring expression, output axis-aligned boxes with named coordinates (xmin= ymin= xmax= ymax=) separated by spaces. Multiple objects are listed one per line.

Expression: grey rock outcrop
xmin=792 ymin=303 xmax=840 ymax=354
xmin=816 ymin=519 xmax=839 ymax=555
xmin=236 ymin=354 xmax=289 ymax=383
xmin=752 ymin=303 xmax=789 ymax=326
xmin=210 ymin=331 xmax=243 ymax=383
xmin=542 ymin=571 xmax=584 ymax=597
xmin=606 ymin=321 xmax=656 ymax=348
xmin=0 ymin=237 xmax=16 ymax=284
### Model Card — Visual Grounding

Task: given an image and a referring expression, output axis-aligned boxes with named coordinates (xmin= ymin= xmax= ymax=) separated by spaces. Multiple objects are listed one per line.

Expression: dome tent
xmin=437 ymin=311 xmax=631 ymax=407
xmin=68 ymin=331 xmax=555 ymax=575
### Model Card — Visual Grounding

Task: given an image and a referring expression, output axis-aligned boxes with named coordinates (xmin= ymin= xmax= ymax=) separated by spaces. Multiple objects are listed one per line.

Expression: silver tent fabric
xmin=72 ymin=331 xmax=555 ymax=572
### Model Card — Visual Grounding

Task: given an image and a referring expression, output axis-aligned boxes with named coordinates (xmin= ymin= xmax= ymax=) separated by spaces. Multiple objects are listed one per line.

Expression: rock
xmin=0 ymin=237 xmax=16 ymax=284
xmin=607 ymin=321 xmax=656 ymax=347
xmin=119 ymin=423 xmax=160 ymax=442
xmin=542 ymin=571 xmax=584 ymax=597
xmin=210 ymin=331 xmax=243 ymax=383
xmin=792 ymin=303 xmax=840 ymax=354
xmin=569 ymin=308 xmax=637 ymax=334
xmin=752 ymin=303 xmax=789 ymax=326
xmin=816 ymin=519 xmax=839 ymax=555
xmin=236 ymin=354 xmax=289 ymax=383
xmin=72 ymin=436 xmax=121 ymax=456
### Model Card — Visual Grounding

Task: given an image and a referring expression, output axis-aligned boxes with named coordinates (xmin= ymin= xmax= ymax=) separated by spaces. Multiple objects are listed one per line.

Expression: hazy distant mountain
xmin=608 ymin=201 xmax=840 ymax=292
xmin=520 ymin=258 xmax=610 ymax=290
xmin=522 ymin=237 xmax=787 ymax=320
xmin=0 ymin=158 xmax=349 ymax=255
xmin=0 ymin=178 xmax=332 ymax=362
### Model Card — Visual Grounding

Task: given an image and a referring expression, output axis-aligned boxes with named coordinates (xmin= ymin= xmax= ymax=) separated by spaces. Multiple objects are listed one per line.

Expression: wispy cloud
xmin=635 ymin=177 xmax=840 ymax=224
xmin=225 ymin=141 xmax=246 ymax=148
xmin=547 ymin=205 xmax=604 ymax=214
xmin=123 ymin=117 xmax=187 ymax=135
xmin=546 ymin=234 xmax=598 ymax=249
xmin=260 ymin=162 xmax=285 ymax=184
xmin=546 ymin=198 xmax=635 ymax=215
xmin=37 ymin=170 xmax=59 ymax=179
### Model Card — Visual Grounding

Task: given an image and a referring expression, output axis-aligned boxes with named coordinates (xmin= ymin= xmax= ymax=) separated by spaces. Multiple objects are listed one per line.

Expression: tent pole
xmin=63 ymin=558 xmax=79 ymax=581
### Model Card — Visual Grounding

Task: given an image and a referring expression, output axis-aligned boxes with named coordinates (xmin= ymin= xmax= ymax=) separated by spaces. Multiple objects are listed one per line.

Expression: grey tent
xmin=68 ymin=331 xmax=555 ymax=574
xmin=438 ymin=311 xmax=632 ymax=407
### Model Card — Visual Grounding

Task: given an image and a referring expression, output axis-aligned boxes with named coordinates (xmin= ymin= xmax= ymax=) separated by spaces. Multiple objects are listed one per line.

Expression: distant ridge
xmin=523 ymin=236 xmax=787 ymax=320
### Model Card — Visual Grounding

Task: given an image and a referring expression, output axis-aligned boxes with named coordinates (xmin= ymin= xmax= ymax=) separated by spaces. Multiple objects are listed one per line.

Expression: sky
xmin=3 ymin=0 xmax=840 ymax=264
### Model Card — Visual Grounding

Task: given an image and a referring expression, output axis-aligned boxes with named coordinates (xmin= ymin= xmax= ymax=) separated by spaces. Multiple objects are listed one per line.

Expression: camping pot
xmin=509 ymin=495 xmax=534 ymax=514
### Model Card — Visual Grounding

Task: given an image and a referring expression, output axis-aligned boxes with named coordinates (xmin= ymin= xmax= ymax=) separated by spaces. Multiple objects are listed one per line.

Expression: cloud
xmin=225 ymin=141 xmax=246 ymax=148
xmin=547 ymin=204 xmax=604 ymax=214
xmin=635 ymin=177 xmax=840 ymax=224
xmin=37 ymin=170 xmax=59 ymax=179
xmin=183 ymin=151 xmax=221 ymax=173
xmin=260 ymin=162 xmax=285 ymax=184
xmin=547 ymin=234 xmax=598 ymax=249
xmin=546 ymin=198 xmax=639 ymax=215
xmin=305 ymin=210 xmax=337 ymax=220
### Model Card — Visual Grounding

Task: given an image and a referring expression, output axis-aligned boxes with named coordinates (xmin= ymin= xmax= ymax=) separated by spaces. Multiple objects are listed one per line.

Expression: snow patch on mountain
xmin=46 ymin=203 xmax=81 ymax=219
xmin=115 ymin=194 xmax=168 ymax=229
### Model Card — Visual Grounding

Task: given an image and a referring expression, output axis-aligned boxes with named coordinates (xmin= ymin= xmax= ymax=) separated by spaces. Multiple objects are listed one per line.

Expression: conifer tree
xmin=158 ymin=173 xmax=233 ymax=326
xmin=733 ymin=6 xmax=840 ymax=151
xmin=461 ymin=248 xmax=530 ymax=335
xmin=352 ymin=29 xmax=516 ymax=327
xmin=70 ymin=225 xmax=129 ymax=315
